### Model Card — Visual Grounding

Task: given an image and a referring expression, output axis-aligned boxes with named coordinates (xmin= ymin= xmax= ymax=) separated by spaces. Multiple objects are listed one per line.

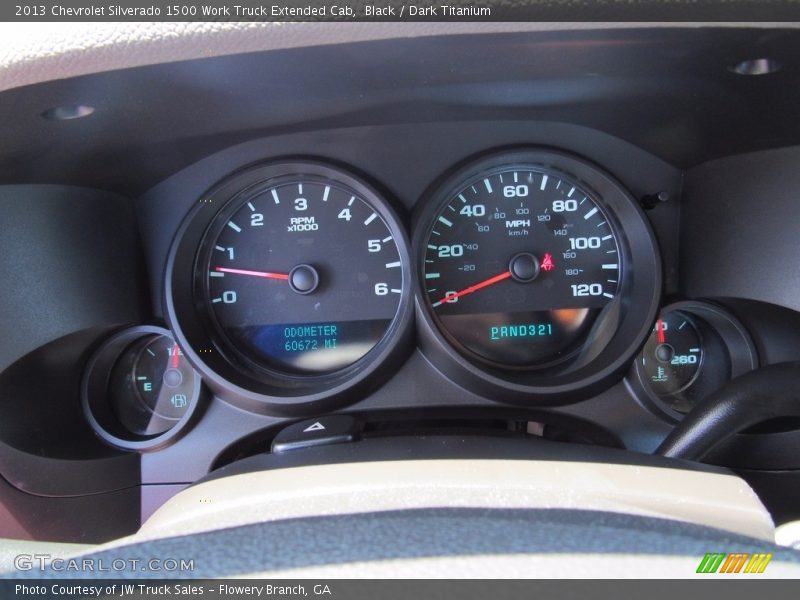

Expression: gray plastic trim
xmin=0 ymin=22 xmax=794 ymax=94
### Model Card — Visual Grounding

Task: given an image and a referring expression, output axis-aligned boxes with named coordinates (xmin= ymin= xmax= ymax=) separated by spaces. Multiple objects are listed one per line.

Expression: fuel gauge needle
xmin=214 ymin=267 xmax=289 ymax=280
xmin=171 ymin=343 xmax=180 ymax=369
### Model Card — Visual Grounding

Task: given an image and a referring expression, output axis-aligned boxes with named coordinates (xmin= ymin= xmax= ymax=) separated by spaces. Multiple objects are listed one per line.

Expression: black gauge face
xmin=631 ymin=302 xmax=753 ymax=419
xmin=200 ymin=174 xmax=404 ymax=375
xmin=109 ymin=334 xmax=195 ymax=436
xmin=421 ymin=165 xmax=621 ymax=367
xmin=640 ymin=312 xmax=703 ymax=402
xmin=83 ymin=326 xmax=202 ymax=450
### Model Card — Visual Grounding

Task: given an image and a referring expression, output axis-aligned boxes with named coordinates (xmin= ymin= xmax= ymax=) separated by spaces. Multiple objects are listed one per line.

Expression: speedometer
xmin=414 ymin=150 xmax=661 ymax=403
xmin=423 ymin=165 xmax=621 ymax=367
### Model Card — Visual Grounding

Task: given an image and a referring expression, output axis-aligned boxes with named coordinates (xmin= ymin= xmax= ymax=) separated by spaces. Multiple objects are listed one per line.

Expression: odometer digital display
xmin=421 ymin=158 xmax=623 ymax=368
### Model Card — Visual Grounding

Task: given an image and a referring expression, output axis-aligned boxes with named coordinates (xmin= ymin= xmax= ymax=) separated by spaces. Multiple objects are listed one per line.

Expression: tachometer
xmin=202 ymin=173 xmax=403 ymax=375
xmin=166 ymin=161 xmax=413 ymax=414
xmin=414 ymin=150 xmax=661 ymax=404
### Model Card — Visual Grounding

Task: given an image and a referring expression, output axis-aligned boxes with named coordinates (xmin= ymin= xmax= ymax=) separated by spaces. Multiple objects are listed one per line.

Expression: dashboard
xmin=3 ymin=24 xmax=800 ymax=547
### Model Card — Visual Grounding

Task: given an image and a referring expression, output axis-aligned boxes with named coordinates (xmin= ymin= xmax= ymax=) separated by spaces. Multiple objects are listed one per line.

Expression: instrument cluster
xmin=165 ymin=149 xmax=660 ymax=412
xmin=80 ymin=147 xmax=754 ymax=449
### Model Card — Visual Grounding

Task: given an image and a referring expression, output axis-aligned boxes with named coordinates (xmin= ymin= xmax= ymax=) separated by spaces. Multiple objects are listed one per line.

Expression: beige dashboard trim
xmin=134 ymin=459 xmax=774 ymax=543
xmin=0 ymin=22 xmax=795 ymax=94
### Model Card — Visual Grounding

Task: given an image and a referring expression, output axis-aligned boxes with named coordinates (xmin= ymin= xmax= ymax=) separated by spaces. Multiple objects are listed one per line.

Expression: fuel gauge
xmin=108 ymin=334 xmax=196 ymax=436
xmin=83 ymin=326 xmax=202 ymax=451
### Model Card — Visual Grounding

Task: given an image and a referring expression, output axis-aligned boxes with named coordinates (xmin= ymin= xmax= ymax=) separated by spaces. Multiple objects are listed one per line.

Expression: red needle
xmin=214 ymin=267 xmax=289 ymax=281
xmin=171 ymin=343 xmax=180 ymax=369
xmin=657 ymin=319 xmax=666 ymax=344
xmin=432 ymin=271 xmax=512 ymax=307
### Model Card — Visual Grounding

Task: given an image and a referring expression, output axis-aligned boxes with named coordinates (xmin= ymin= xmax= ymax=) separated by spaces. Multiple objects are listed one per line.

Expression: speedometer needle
xmin=214 ymin=267 xmax=289 ymax=280
xmin=432 ymin=271 xmax=512 ymax=307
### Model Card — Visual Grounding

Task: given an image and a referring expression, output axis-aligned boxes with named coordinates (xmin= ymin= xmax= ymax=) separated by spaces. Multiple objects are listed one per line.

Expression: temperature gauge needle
xmin=432 ymin=271 xmax=512 ymax=307
xmin=214 ymin=267 xmax=289 ymax=280
xmin=657 ymin=319 xmax=666 ymax=344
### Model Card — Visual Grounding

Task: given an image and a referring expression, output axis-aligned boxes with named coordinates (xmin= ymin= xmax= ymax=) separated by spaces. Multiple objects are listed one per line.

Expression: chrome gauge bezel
xmin=412 ymin=149 xmax=662 ymax=405
xmin=164 ymin=160 xmax=414 ymax=416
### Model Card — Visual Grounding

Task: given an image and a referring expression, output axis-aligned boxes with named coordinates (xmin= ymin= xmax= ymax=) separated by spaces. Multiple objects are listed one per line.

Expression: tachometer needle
xmin=214 ymin=267 xmax=289 ymax=280
xmin=432 ymin=271 xmax=512 ymax=307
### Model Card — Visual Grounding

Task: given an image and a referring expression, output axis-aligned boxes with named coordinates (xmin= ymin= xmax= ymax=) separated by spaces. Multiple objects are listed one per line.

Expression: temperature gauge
xmin=629 ymin=301 xmax=758 ymax=420
xmin=641 ymin=313 xmax=703 ymax=398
